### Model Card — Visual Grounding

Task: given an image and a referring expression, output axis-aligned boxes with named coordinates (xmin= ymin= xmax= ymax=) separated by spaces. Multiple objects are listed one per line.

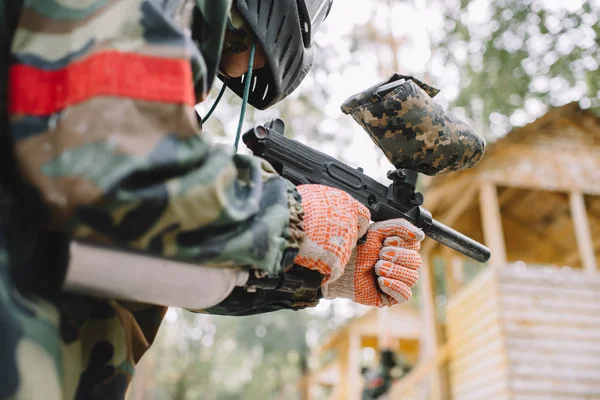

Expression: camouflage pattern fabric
xmin=341 ymin=74 xmax=486 ymax=176
xmin=0 ymin=0 xmax=317 ymax=398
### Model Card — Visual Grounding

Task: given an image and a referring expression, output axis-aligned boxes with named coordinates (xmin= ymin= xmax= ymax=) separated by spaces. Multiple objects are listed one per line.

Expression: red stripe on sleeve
xmin=9 ymin=51 xmax=195 ymax=116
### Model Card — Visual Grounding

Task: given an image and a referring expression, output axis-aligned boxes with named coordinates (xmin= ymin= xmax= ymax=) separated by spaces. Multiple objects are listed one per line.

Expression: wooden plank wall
xmin=498 ymin=266 xmax=600 ymax=399
xmin=446 ymin=268 xmax=512 ymax=400
xmin=447 ymin=265 xmax=600 ymax=400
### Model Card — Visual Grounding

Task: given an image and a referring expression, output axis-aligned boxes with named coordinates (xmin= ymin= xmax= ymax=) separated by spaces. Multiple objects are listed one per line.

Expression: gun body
xmin=243 ymin=119 xmax=491 ymax=263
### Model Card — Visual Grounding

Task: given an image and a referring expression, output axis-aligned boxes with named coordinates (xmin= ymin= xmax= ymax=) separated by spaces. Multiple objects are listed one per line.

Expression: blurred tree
xmin=126 ymin=304 xmax=364 ymax=400
xmin=434 ymin=0 xmax=600 ymax=138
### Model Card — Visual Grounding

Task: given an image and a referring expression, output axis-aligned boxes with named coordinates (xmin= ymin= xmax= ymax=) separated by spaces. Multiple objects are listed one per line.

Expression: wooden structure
xmin=443 ymin=265 xmax=600 ymax=399
xmin=304 ymin=305 xmax=422 ymax=400
xmin=308 ymin=102 xmax=600 ymax=399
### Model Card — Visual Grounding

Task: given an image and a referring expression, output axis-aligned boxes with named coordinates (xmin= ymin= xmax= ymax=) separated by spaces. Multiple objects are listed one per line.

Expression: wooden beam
xmin=418 ymin=254 xmax=443 ymax=400
xmin=332 ymin=340 xmax=350 ymax=400
xmin=486 ymin=173 xmax=600 ymax=197
xmin=297 ymin=374 xmax=312 ymax=400
xmin=377 ymin=307 xmax=392 ymax=349
xmin=451 ymin=256 xmax=464 ymax=291
xmin=497 ymin=186 xmax=519 ymax=209
xmin=479 ymin=183 xmax=507 ymax=267
xmin=570 ymin=191 xmax=598 ymax=272
xmin=347 ymin=333 xmax=361 ymax=400
xmin=442 ymin=246 xmax=464 ymax=297
xmin=564 ymin=235 xmax=600 ymax=267
xmin=424 ymin=175 xmax=474 ymax=214
xmin=563 ymin=200 xmax=600 ymax=266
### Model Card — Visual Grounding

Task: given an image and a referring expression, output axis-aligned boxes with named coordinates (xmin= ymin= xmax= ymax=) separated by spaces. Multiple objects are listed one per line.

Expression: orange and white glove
xmin=323 ymin=219 xmax=424 ymax=306
xmin=295 ymin=185 xmax=424 ymax=306
xmin=295 ymin=185 xmax=371 ymax=283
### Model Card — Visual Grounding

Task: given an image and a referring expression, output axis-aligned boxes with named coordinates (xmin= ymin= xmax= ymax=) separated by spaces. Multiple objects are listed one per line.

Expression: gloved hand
xmin=294 ymin=185 xmax=424 ymax=307
xmin=295 ymin=184 xmax=371 ymax=283
xmin=323 ymin=219 xmax=424 ymax=306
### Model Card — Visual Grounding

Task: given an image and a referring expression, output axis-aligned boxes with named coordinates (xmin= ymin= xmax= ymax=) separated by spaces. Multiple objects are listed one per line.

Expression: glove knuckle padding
xmin=375 ymin=261 xmax=419 ymax=287
xmin=379 ymin=246 xmax=422 ymax=270
xmin=378 ymin=277 xmax=412 ymax=303
xmin=382 ymin=236 xmax=421 ymax=252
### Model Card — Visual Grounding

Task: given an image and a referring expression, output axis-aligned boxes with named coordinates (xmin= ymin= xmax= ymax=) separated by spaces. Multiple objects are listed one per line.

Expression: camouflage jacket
xmin=0 ymin=0 xmax=320 ymax=398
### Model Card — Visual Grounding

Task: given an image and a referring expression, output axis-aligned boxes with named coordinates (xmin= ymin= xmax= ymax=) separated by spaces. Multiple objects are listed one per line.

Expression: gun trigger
xmin=358 ymin=233 xmax=368 ymax=245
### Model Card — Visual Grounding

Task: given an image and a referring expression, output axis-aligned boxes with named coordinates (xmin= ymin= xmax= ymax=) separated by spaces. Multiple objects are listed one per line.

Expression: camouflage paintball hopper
xmin=341 ymin=74 xmax=485 ymax=176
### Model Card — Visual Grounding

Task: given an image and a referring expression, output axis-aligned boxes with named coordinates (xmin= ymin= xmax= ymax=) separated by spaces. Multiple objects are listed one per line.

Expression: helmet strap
xmin=201 ymin=83 xmax=227 ymax=124
xmin=233 ymin=39 xmax=256 ymax=153
xmin=201 ymin=40 xmax=256 ymax=155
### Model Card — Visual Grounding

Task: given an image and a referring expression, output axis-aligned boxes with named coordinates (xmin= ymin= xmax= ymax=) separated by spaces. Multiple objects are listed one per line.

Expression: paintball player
xmin=361 ymin=349 xmax=413 ymax=400
xmin=0 ymin=0 xmax=425 ymax=398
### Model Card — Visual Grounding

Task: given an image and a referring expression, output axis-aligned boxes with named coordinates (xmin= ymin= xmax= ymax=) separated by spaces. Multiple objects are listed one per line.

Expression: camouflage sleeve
xmin=7 ymin=0 xmax=304 ymax=276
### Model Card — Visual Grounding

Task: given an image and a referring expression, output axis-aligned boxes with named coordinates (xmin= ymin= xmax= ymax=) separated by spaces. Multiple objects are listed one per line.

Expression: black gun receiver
xmin=243 ymin=118 xmax=491 ymax=263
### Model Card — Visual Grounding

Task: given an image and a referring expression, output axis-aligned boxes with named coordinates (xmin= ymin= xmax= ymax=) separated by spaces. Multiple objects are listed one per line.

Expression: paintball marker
xmin=62 ymin=74 xmax=490 ymax=310
xmin=243 ymin=74 xmax=491 ymax=263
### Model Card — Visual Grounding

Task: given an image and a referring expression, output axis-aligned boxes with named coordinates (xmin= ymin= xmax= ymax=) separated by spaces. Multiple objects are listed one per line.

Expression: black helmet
xmin=219 ymin=0 xmax=334 ymax=110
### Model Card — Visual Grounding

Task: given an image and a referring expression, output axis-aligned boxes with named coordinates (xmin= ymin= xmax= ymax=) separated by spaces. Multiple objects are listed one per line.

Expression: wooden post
xmin=442 ymin=247 xmax=463 ymax=297
xmin=570 ymin=191 xmax=597 ymax=272
xmin=347 ymin=333 xmax=362 ymax=400
xmin=297 ymin=372 xmax=311 ymax=400
xmin=451 ymin=256 xmax=464 ymax=292
xmin=479 ymin=183 xmax=507 ymax=267
xmin=334 ymin=344 xmax=350 ymax=400
xmin=377 ymin=307 xmax=392 ymax=350
xmin=418 ymin=253 xmax=444 ymax=400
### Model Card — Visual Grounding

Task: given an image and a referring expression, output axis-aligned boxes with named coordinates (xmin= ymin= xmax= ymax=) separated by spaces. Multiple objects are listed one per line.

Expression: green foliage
xmin=131 ymin=303 xmax=364 ymax=400
xmin=437 ymin=0 xmax=600 ymax=137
